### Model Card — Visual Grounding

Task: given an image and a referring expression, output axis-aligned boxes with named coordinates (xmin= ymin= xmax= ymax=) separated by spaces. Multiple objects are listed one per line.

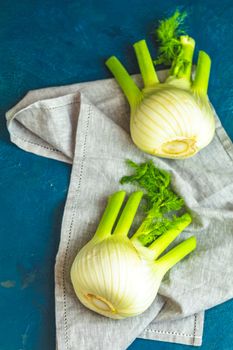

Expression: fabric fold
xmin=6 ymin=71 xmax=233 ymax=349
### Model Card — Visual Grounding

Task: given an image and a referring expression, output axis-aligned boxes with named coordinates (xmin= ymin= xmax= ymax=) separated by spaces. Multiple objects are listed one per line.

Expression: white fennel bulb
xmin=130 ymin=83 xmax=215 ymax=158
xmin=71 ymin=190 xmax=196 ymax=319
xmin=106 ymin=12 xmax=215 ymax=159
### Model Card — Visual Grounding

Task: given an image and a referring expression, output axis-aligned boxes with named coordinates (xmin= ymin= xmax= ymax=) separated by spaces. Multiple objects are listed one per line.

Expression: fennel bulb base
xmin=154 ymin=137 xmax=197 ymax=159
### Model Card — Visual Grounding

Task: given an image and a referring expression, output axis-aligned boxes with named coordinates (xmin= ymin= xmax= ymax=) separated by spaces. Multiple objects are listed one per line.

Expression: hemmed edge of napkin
xmin=139 ymin=312 xmax=204 ymax=346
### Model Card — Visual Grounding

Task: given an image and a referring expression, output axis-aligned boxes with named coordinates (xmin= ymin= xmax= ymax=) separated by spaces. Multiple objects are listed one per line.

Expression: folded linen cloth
xmin=6 ymin=70 xmax=233 ymax=350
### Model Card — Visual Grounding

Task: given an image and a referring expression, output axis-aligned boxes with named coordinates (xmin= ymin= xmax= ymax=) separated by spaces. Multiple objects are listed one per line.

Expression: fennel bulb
xmin=106 ymin=12 xmax=215 ymax=159
xmin=71 ymin=162 xmax=196 ymax=319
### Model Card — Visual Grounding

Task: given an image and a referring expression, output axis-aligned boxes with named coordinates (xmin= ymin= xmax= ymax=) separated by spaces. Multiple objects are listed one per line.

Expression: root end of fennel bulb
xmin=71 ymin=161 xmax=196 ymax=319
xmin=105 ymin=11 xmax=215 ymax=159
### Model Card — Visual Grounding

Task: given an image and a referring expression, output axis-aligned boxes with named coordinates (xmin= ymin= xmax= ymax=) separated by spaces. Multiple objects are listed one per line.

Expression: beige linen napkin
xmin=6 ymin=70 xmax=233 ymax=349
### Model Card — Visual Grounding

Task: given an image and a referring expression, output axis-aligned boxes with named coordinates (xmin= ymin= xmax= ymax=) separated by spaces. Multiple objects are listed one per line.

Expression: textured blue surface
xmin=0 ymin=1 xmax=233 ymax=349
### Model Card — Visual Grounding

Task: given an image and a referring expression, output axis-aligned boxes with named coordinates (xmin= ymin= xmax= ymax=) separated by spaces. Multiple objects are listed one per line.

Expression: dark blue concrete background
xmin=0 ymin=1 xmax=233 ymax=349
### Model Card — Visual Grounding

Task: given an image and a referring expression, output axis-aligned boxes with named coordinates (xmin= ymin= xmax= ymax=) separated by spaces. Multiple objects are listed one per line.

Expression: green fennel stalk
xmin=93 ymin=190 xmax=194 ymax=264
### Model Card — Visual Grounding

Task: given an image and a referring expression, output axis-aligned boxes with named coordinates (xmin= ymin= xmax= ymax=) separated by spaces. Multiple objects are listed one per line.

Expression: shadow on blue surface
xmin=0 ymin=1 xmax=233 ymax=349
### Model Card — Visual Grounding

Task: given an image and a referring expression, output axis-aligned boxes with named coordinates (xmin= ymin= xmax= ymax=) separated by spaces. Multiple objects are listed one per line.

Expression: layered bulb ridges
xmin=71 ymin=236 xmax=162 ymax=319
xmin=131 ymin=85 xmax=215 ymax=159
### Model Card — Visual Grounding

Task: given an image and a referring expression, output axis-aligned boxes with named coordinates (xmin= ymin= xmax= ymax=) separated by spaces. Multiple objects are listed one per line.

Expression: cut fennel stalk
xmin=105 ymin=11 xmax=215 ymax=159
xmin=71 ymin=190 xmax=196 ymax=319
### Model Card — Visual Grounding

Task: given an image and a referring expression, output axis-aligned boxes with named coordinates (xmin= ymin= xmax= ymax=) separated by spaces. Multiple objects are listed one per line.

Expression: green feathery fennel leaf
xmin=120 ymin=159 xmax=184 ymax=213
xmin=138 ymin=214 xmax=189 ymax=246
xmin=120 ymin=160 xmax=185 ymax=246
xmin=154 ymin=10 xmax=187 ymax=66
